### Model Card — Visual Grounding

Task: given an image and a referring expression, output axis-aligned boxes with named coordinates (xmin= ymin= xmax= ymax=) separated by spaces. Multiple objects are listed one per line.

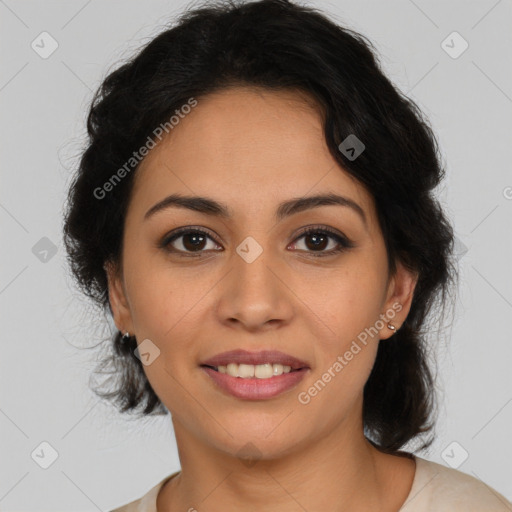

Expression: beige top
xmin=110 ymin=455 xmax=511 ymax=511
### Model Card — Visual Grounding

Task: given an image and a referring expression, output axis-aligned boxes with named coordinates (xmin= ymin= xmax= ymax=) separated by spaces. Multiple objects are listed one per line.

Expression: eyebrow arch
xmin=144 ymin=192 xmax=367 ymax=227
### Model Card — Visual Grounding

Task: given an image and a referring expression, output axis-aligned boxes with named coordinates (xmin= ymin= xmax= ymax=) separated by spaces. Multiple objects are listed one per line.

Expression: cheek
xmin=123 ymin=246 xmax=199 ymax=338
xmin=297 ymin=261 xmax=386 ymax=341
xmin=294 ymin=262 xmax=385 ymax=394
xmin=295 ymin=274 xmax=383 ymax=417
xmin=123 ymin=257 xmax=215 ymax=389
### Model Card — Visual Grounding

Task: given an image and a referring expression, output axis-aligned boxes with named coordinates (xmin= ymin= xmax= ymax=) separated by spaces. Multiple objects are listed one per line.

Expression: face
xmin=106 ymin=86 xmax=417 ymax=460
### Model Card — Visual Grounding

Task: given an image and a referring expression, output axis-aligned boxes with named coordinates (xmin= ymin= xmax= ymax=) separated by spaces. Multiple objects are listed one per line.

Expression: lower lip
xmin=201 ymin=366 xmax=309 ymax=400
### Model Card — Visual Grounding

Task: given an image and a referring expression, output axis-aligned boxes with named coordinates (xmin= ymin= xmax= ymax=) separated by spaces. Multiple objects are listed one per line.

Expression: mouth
xmin=199 ymin=349 xmax=310 ymax=400
xmin=201 ymin=348 xmax=309 ymax=367
xmin=201 ymin=362 xmax=305 ymax=378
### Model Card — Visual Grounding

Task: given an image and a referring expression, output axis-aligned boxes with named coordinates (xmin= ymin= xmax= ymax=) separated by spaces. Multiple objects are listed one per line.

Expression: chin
xmin=207 ymin=424 xmax=308 ymax=463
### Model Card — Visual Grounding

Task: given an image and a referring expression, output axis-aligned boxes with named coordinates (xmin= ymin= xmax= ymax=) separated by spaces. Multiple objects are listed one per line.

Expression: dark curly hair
xmin=62 ymin=0 xmax=458 ymax=453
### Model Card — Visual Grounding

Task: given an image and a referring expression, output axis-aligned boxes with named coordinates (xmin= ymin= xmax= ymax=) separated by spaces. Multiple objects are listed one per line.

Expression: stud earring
xmin=387 ymin=323 xmax=396 ymax=331
xmin=121 ymin=331 xmax=131 ymax=342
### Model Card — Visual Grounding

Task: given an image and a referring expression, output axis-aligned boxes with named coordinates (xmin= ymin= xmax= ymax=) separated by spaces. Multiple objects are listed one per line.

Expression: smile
xmin=204 ymin=362 xmax=300 ymax=379
xmin=200 ymin=364 xmax=309 ymax=400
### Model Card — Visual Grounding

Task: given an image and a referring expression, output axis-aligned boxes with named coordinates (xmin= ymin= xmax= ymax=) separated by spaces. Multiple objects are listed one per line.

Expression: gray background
xmin=1 ymin=0 xmax=511 ymax=510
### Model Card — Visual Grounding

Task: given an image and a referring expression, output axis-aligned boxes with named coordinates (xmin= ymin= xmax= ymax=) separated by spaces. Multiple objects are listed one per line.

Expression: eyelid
xmin=292 ymin=224 xmax=349 ymax=242
xmin=159 ymin=225 xmax=222 ymax=250
xmin=289 ymin=224 xmax=355 ymax=253
xmin=159 ymin=224 xmax=354 ymax=255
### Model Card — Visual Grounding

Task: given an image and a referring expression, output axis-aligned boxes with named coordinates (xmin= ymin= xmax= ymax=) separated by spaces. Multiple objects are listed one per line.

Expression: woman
xmin=62 ymin=0 xmax=511 ymax=510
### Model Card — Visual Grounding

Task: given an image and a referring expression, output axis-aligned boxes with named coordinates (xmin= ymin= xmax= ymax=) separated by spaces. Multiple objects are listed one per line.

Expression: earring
xmin=387 ymin=323 xmax=396 ymax=331
xmin=121 ymin=331 xmax=131 ymax=342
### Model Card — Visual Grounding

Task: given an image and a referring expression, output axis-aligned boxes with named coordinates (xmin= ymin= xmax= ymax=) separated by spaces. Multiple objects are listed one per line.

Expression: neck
xmin=157 ymin=408 xmax=414 ymax=512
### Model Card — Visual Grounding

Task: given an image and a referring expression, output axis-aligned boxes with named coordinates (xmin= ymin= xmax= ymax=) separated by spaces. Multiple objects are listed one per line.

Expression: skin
xmin=106 ymin=86 xmax=419 ymax=512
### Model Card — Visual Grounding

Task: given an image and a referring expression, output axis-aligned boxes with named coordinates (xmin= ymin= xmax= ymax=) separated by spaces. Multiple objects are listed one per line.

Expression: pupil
xmin=306 ymin=233 xmax=327 ymax=251
xmin=184 ymin=233 xmax=206 ymax=251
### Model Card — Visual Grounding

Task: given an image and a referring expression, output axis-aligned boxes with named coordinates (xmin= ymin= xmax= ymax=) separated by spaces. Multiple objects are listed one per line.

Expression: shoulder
xmin=401 ymin=455 xmax=512 ymax=512
xmin=109 ymin=472 xmax=179 ymax=512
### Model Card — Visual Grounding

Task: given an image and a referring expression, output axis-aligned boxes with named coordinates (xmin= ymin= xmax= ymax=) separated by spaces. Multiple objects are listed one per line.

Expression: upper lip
xmin=201 ymin=349 xmax=310 ymax=370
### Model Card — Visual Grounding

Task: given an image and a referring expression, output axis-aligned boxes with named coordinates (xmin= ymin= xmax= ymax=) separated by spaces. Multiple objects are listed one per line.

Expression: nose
xmin=215 ymin=247 xmax=294 ymax=333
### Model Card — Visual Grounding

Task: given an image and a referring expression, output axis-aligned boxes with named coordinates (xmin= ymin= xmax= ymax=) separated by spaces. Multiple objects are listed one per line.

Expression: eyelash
xmin=159 ymin=225 xmax=355 ymax=258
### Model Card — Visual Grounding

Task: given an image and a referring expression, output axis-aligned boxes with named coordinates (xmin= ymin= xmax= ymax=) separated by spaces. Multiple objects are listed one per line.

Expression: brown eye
xmin=161 ymin=228 xmax=221 ymax=255
xmin=302 ymin=232 xmax=330 ymax=251
xmin=290 ymin=226 xmax=354 ymax=257
xmin=159 ymin=225 xmax=354 ymax=258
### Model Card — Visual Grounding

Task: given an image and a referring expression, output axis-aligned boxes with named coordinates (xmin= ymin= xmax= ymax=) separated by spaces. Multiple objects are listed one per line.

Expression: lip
xmin=200 ymin=349 xmax=310 ymax=370
xmin=201 ymin=366 xmax=310 ymax=400
xmin=200 ymin=349 xmax=310 ymax=400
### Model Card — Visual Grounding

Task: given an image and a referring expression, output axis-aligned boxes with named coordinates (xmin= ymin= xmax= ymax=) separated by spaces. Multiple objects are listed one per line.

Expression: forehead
xmin=130 ymin=86 xmax=377 ymax=230
xmin=137 ymin=86 xmax=329 ymax=175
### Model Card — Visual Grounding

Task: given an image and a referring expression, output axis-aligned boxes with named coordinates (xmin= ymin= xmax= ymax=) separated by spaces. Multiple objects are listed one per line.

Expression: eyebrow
xmin=144 ymin=192 xmax=367 ymax=227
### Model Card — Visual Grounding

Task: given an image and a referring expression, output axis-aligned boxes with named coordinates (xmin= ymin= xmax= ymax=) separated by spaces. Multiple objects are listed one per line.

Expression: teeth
xmin=273 ymin=363 xmax=284 ymax=376
xmin=256 ymin=363 xmax=273 ymax=378
xmin=238 ymin=364 xmax=254 ymax=378
xmin=218 ymin=363 xmax=295 ymax=379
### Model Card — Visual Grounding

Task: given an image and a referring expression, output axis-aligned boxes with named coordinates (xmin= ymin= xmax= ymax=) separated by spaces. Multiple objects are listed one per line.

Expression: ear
xmin=104 ymin=259 xmax=134 ymax=335
xmin=379 ymin=261 xmax=418 ymax=341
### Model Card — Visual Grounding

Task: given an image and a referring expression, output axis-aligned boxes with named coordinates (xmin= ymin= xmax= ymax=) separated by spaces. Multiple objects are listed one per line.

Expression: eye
xmin=289 ymin=226 xmax=354 ymax=257
xmin=160 ymin=227 xmax=222 ymax=256
xmin=159 ymin=225 xmax=355 ymax=258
